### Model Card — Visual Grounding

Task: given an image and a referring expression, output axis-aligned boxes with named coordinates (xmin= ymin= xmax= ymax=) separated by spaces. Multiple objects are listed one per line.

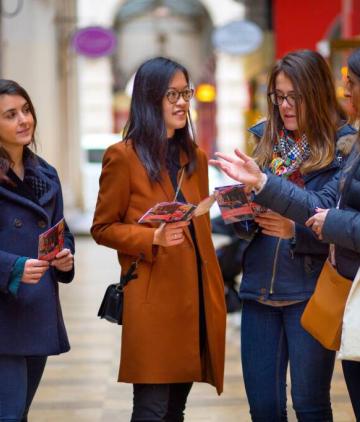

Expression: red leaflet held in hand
xmin=38 ymin=218 xmax=65 ymax=261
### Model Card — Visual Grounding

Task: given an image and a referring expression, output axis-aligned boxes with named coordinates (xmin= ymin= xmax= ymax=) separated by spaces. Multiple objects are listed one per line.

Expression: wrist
xmin=288 ymin=221 xmax=296 ymax=239
xmin=11 ymin=256 xmax=28 ymax=293
xmin=253 ymin=173 xmax=267 ymax=194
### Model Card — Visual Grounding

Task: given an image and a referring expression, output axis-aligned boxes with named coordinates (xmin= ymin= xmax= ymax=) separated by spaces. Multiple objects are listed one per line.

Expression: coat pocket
xmin=145 ymin=245 xmax=195 ymax=304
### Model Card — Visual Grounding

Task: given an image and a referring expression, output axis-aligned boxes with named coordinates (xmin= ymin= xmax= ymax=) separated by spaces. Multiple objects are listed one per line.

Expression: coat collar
xmin=157 ymin=170 xmax=177 ymax=202
xmin=23 ymin=149 xmax=59 ymax=207
xmin=0 ymin=149 xmax=58 ymax=221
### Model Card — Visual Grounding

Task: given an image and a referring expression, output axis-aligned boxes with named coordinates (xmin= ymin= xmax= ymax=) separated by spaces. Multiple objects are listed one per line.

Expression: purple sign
xmin=72 ymin=26 xmax=117 ymax=58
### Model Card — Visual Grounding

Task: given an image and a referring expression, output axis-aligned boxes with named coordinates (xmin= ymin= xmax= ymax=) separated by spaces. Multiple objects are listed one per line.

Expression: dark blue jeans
xmin=241 ymin=300 xmax=335 ymax=422
xmin=131 ymin=383 xmax=193 ymax=422
xmin=0 ymin=355 xmax=47 ymax=422
xmin=342 ymin=360 xmax=360 ymax=420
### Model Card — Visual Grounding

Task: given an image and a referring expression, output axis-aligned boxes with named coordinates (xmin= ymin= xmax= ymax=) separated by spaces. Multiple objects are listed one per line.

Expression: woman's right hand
xmin=153 ymin=221 xmax=190 ymax=247
xmin=305 ymin=208 xmax=329 ymax=240
xmin=21 ymin=259 xmax=50 ymax=284
xmin=209 ymin=149 xmax=265 ymax=190
xmin=255 ymin=211 xmax=295 ymax=239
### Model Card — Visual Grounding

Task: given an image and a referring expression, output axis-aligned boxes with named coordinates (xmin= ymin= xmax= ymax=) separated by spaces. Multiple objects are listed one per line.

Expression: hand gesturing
xmin=209 ymin=149 xmax=265 ymax=190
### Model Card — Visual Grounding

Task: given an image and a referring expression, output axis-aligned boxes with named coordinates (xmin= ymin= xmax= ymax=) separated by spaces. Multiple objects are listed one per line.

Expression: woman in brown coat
xmin=91 ymin=57 xmax=226 ymax=421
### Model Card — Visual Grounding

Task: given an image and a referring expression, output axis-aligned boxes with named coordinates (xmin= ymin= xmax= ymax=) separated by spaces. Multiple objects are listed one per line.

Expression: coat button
xmin=38 ymin=220 xmax=47 ymax=228
xmin=14 ymin=218 xmax=23 ymax=228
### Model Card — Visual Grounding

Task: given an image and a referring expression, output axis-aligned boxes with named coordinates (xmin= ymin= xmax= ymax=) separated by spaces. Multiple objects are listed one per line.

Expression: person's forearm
xmin=323 ymin=209 xmax=360 ymax=253
xmin=254 ymin=173 xmax=338 ymax=225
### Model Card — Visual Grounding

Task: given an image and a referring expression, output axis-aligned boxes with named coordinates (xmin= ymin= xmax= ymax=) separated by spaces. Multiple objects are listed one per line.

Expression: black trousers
xmin=131 ymin=382 xmax=193 ymax=422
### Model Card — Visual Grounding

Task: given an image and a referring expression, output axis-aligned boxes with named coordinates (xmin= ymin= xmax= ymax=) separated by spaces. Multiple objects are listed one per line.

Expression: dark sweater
xmin=166 ymin=142 xmax=206 ymax=352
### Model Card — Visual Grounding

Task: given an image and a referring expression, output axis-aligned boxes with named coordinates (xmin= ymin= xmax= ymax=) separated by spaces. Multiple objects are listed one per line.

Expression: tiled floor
xmin=29 ymin=237 xmax=355 ymax=421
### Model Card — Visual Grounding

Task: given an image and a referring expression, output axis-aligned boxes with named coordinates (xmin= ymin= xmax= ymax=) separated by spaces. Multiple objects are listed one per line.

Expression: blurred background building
xmin=0 ymin=0 xmax=359 ymax=229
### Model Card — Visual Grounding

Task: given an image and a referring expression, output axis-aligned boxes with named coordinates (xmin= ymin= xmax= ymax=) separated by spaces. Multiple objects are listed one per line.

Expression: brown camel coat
xmin=91 ymin=140 xmax=226 ymax=394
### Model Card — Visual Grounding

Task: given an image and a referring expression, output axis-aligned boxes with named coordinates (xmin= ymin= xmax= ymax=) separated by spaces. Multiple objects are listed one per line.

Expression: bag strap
xmin=173 ymin=167 xmax=185 ymax=201
xmin=119 ymin=254 xmax=143 ymax=288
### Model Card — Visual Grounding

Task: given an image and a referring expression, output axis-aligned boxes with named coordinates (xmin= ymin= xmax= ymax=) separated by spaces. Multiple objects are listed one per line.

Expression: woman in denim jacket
xmin=211 ymin=48 xmax=360 ymax=422
xmin=213 ymin=50 xmax=356 ymax=422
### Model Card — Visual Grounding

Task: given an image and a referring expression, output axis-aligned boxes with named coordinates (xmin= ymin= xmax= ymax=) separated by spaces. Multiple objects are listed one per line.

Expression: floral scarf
xmin=269 ymin=128 xmax=310 ymax=187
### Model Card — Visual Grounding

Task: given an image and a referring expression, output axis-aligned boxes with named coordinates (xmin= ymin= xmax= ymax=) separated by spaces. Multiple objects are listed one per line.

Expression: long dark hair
xmin=123 ymin=57 xmax=197 ymax=182
xmin=0 ymin=79 xmax=37 ymax=183
xmin=253 ymin=50 xmax=346 ymax=174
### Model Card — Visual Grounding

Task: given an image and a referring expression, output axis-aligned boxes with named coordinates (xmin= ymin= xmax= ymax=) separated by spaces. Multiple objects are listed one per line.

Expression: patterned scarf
xmin=269 ymin=128 xmax=310 ymax=187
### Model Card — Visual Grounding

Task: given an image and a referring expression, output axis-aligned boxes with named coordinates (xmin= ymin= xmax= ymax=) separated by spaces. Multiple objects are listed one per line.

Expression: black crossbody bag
xmin=97 ymin=256 xmax=142 ymax=325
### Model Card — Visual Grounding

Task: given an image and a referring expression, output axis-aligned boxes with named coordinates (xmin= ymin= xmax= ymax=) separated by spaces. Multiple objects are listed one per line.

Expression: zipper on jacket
xmin=270 ymin=238 xmax=282 ymax=294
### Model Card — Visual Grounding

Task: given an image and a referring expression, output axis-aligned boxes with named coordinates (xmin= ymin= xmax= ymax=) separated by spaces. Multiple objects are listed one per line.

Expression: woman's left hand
xmin=51 ymin=248 xmax=74 ymax=272
xmin=305 ymin=208 xmax=329 ymax=240
xmin=254 ymin=211 xmax=295 ymax=239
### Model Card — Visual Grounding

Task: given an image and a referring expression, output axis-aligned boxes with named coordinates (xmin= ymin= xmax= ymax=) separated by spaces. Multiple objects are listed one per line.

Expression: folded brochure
xmin=214 ymin=184 xmax=266 ymax=224
xmin=38 ymin=218 xmax=65 ymax=261
xmin=138 ymin=195 xmax=216 ymax=224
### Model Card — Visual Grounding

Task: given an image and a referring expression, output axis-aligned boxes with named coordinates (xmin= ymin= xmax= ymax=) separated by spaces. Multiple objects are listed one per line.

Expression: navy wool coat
xmin=0 ymin=150 xmax=75 ymax=356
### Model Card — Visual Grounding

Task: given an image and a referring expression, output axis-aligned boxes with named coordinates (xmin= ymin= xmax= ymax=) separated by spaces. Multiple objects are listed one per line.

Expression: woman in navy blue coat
xmin=0 ymin=80 xmax=75 ymax=421
xmin=211 ymin=48 xmax=360 ymax=421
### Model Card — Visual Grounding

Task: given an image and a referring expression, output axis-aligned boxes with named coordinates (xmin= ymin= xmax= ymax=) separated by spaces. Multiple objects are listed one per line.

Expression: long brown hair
xmin=253 ymin=50 xmax=346 ymax=174
xmin=0 ymin=79 xmax=37 ymax=183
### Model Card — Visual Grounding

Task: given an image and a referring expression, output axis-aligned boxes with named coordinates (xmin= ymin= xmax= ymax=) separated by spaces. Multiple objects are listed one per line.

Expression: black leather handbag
xmin=98 ymin=258 xmax=140 ymax=325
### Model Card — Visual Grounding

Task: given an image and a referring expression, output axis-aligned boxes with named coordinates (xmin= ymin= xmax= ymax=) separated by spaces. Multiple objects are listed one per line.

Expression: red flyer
xmin=214 ymin=184 xmax=253 ymax=223
xmin=38 ymin=218 xmax=65 ymax=261
xmin=214 ymin=184 xmax=266 ymax=224
xmin=138 ymin=202 xmax=196 ymax=224
xmin=138 ymin=195 xmax=216 ymax=224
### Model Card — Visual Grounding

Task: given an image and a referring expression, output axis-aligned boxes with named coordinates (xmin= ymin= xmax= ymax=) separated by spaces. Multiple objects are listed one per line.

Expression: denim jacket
xmin=254 ymin=134 xmax=360 ymax=281
xmin=237 ymin=121 xmax=357 ymax=302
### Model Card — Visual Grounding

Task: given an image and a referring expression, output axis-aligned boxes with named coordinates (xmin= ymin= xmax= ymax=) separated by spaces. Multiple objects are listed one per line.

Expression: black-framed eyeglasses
xmin=166 ymin=88 xmax=194 ymax=104
xmin=268 ymin=92 xmax=302 ymax=107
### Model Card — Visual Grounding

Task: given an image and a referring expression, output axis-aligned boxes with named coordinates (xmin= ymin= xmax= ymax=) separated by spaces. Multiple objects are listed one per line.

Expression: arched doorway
xmin=112 ymin=0 xmax=216 ymax=155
